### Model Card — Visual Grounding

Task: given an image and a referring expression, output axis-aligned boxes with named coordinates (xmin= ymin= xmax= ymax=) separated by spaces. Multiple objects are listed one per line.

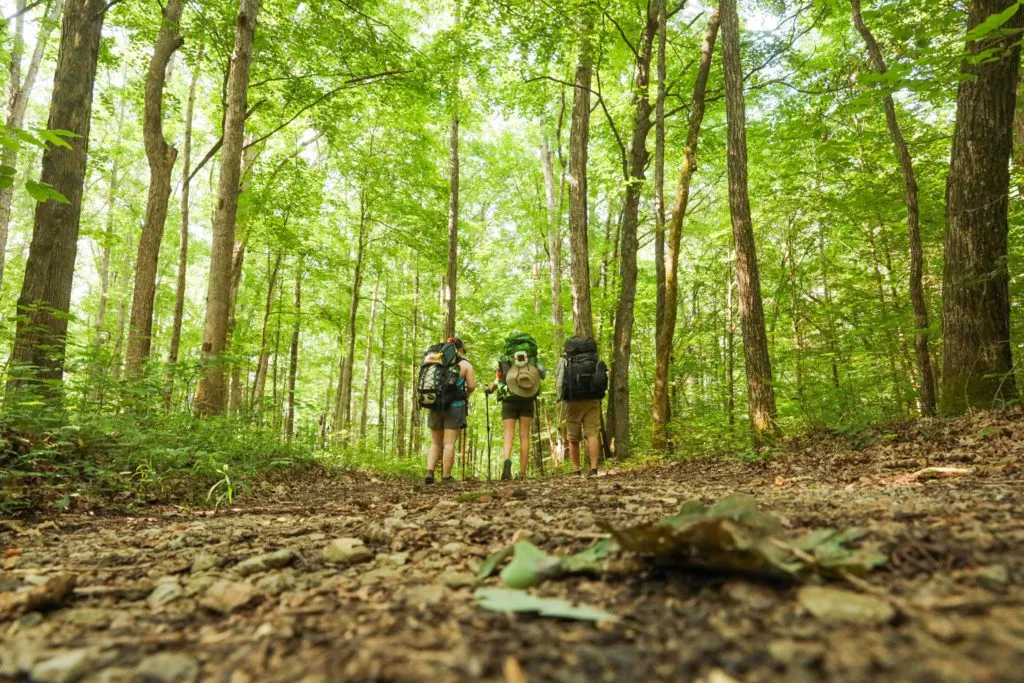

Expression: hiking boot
xmin=424 ymin=470 xmax=435 ymax=484
xmin=501 ymin=459 xmax=513 ymax=480
xmin=514 ymin=472 xmax=526 ymax=481
xmin=442 ymin=476 xmax=454 ymax=483
xmin=587 ymin=468 xmax=598 ymax=477
xmin=572 ymin=469 xmax=583 ymax=477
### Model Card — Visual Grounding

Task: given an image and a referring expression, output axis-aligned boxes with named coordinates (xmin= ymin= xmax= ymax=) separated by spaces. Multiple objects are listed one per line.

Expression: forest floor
xmin=1 ymin=411 xmax=1023 ymax=683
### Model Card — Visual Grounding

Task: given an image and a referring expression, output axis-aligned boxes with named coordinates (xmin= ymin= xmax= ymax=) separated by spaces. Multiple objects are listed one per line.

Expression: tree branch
xmin=187 ymin=100 xmax=266 ymax=184
xmin=5 ymin=0 xmax=44 ymax=21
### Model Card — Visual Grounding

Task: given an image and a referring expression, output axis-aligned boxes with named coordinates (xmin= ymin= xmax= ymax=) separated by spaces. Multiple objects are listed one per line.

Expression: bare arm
xmin=462 ymin=361 xmax=477 ymax=394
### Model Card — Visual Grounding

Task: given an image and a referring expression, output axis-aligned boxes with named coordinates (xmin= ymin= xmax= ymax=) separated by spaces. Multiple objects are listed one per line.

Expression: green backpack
xmin=498 ymin=333 xmax=541 ymax=401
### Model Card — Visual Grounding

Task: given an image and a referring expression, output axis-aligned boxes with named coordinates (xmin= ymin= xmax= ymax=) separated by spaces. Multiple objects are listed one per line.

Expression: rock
xmin=147 ymin=580 xmax=184 ymax=610
xmin=31 ymin=649 xmax=97 ymax=683
xmin=441 ymin=542 xmax=465 ymax=556
xmin=134 ymin=652 xmax=199 ymax=683
xmin=256 ymin=570 xmax=295 ymax=596
xmin=405 ymin=584 xmax=446 ymax=607
xmin=233 ymin=549 xmax=298 ymax=577
xmin=184 ymin=575 xmax=217 ymax=598
xmin=768 ymin=639 xmax=825 ymax=667
xmin=442 ymin=572 xmax=476 ymax=589
xmin=63 ymin=609 xmax=111 ymax=629
xmin=358 ymin=567 xmax=400 ymax=587
xmin=190 ymin=552 xmax=222 ymax=574
xmin=723 ymin=581 xmax=777 ymax=610
xmin=797 ymin=586 xmax=896 ymax=625
xmin=199 ymin=581 xmax=257 ymax=614
xmin=323 ymin=538 xmax=373 ymax=565
xmin=381 ymin=552 xmax=409 ymax=566
xmin=973 ymin=564 xmax=1009 ymax=588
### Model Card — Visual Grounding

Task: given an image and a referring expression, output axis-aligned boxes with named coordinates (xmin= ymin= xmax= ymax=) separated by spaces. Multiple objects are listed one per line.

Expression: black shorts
xmin=501 ymin=398 xmax=535 ymax=421
xmin=427 ymin=404 xmax=467 ymax=430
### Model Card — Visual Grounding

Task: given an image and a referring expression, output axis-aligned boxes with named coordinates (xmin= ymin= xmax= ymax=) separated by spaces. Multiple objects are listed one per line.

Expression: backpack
xmin=556 ymin=336 xmax=608 ymax=401
xmin=498 ymin=333 xmax=541 ymax=401
xmin=417 ymin=341 xmax=465 ymax=410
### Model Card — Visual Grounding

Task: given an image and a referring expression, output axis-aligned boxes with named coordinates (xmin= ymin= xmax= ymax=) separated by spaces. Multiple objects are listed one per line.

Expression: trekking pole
xmin=485 ymin=393 xmax=492 ymax=481
xmin=461 ymin=427 xmax=467 ymax=480
xmin=598 ymin=407 xmax=613 ymax=467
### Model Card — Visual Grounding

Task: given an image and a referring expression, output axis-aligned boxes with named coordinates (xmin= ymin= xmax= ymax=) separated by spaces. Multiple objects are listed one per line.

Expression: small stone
xmin=797 ymin=586 xmax=896 ymax=625
xmin=199 ymin=581 xmax=257 ymax=614
xmin=256 ymin=570 xmax=295 ymax=596
xmin=190 ymin=552 xmax=222 ymax=574
xmin=442 ymin=572 xmax=476 ymax=589
xmin=723 ymin=581 xmax=776 ymax=610
xmin=358 ymin=566 xmax=400 ymax=587
xmin=405 ymin=584 xmax=446 ymax=607
xmin=323 ymin=538 xmax=373 ymax=565
xmin=233 ymin=549 xmax=298 ymax=577
xmin=63 ymin=609 xmax=111 ymax=629
xmin=135 ymin=652 xmax=199 ymax=683
xmin=31 ymin=649 xmax=96 ymax=683
xmin=974 ymin=565 xmax=1009 ymax=587
xmin=768 ymin=639 xmax=825 ymax=666
xmin=441 ymin=542 xmax=465 ymax=556
xmin=147 ymin=581 xmax=184 ymax=610
xmin=381 ymin=552 xmax=409 ymax=566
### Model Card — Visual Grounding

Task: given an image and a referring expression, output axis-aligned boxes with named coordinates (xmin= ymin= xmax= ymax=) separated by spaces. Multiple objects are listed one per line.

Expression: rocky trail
xmin=2 ymin=412 xmax=1023 ymax=683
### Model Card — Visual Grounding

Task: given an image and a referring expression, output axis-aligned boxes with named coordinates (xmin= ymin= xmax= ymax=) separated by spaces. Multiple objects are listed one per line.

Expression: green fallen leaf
xmin=477 ymin=544 xmax=515 ymax=580
xmin=499 ymin=539 xmax=615 ymax=589
xmin=474 ymin=587 xmax=617 ymax=622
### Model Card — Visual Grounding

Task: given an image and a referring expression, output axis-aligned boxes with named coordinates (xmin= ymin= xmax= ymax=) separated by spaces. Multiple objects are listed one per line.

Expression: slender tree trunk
xmin=720 ymin=0 xmax=779 ymax=442
xmin=8 ymin=0 xmax=109 ymax=393
xmin=271 ymin=276 xmax=283 ymax=432
xmin=653 ymin=7 xmax=720 ymax=448
xmin=541 ymin=132 xmax=565 ymax=349
xmin=285 ymin=257 xmax=302 ymax=441
xmin=338 ymin=205 xmax=368 ymax=439
xmin=653 ymin=0 xmax=668 ymax=412
xmin=610 ymin=4 xmax=658 ymax=458
xmin=249 ymin=251 xmax=281 ymax=414
xmin=378 ymin=279 xmax=388 ymax=448
xmin=941 ymin=0 xmax=1021 ymax=414
xmin=0 ymin=0 xmax=63 ymax=292
xmin=124 ymin=0 xmax=184 ymax=376
xmin=359 ymin=276 xmax=381 ymax=442
xmin=726 ymin=238 xmax=735 ymax=426
xmin=444 ymin=113 xmax=459 ymax=339
xmin=568 ymin=13 xmax=596 ymax=339
xmin=194 ymin=0 xmax=261 ymax=416
xmin=850 ymin=0 xmax=936 ymax=415
xmin=818 ymin=223 xmax=841 ymax=389
xmin=167 ymin=60 xmax=200 ymax=369
xmin=410 ymin=262 xmax=421 ymax=455
xmin=396 ymin=312 xmax=407 ymax=457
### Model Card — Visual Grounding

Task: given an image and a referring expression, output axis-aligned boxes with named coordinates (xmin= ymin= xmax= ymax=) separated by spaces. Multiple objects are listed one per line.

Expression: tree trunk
xmin=941 ymin=0 xmax=1021 ymax=414
xmin=396 ymin=311 xmax=407 ymax=457
xmin=610 ymin=3 xmax=659 ymax=459
xmin=285 ymin=257 xmax=302 ymax=441
xmin=541 ymin=132 xmax=565 ymax=349
xmin=194 ymin=0 xmax=261 ymax=416
xmin=726 ymin=238 xmax=735 ymax=426
xmin=652 ymin=7 xmax=720 ymax=448
xmin=124 ymin=0 xmax=184 ymax=376
xmin=444 ymin=113 xmax=459 ymax=339
xmin=568 ymin=14 xmax=596 ymax=339
xmin=410 ymin=262 xmax=421 ymax=455
xmin=359 ymin=276 xmax=381 ymax=442
xmin=337 ymin=204 xmax=368 ymax=440
xmin=850 ymin=0 xmax=936 ymax=416
xmin=378 ymin=279 xmax=388 ymax=448
xmin=653 ymin=0 xmax=668 ymax=420
xmin=270 ymin=276 xmax=283 ymax=432
xmin=167 ymin=60 xmax=200 ymax=369
xmin=720 ymin=0 xmax=779 ymax=442
xmin=8 ymin=0 xmax=109 ymax=392
xmin=0 ymin=0 xmax=63 ymax=292
xmin=249 ymin=251 xmax=281 ymax=415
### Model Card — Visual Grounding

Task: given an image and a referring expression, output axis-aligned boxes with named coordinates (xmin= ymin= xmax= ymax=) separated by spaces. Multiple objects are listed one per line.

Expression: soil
xmin=2 ymin=410 xmax=1023 ymax=682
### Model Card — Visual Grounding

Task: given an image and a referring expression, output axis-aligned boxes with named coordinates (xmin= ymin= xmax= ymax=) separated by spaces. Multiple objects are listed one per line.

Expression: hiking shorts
xmin=428 ymin=403 xmax=467 ymax=431
xmin=501 ymin=398 xmax=535 ymax=421
xmin=562 ymin=399 xmax=601 ymax=443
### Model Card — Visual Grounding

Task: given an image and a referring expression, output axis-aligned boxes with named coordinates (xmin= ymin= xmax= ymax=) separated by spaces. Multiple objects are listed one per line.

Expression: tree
xmin=285 ymin=257 xmax=303 ymax=440
xmin=720 ymin=0 xmax=779 ymax=441
xmin=194 ymin=0 xmax=262 ymax=416
xmin=124 ymin=0 xmax=184 ymax=376
xmin=443 ymin=0 xmax=461 ymax=339
xmin=652 ymin=6 xmax=720 ymax=449
xmin=8 ymin=0 xmax=111 ymax=393
xmin=941 ymin=0 xmax=1021 ymax=414
xmin=567 ymin=7 xmax=596 ymax=339
xmin=540 ymin=130 xmax=565 ymax=349
xmin=850 ymin=0 xmax=936 ymax=416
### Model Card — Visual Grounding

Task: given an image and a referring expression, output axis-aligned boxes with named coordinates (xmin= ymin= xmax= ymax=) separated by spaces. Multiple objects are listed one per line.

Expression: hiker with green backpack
xmin=483 ymin=333 xmax=545 ymax=480
xmin=417 ymin=337 xmax=477 ymax=484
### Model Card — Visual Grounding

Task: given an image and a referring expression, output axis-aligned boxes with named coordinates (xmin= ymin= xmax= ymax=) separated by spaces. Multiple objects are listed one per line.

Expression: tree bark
xmin=568 ymin=13 xmax=596 ymax=339
xmin=125 ymin=0 xmax=184 ymax=376
xmin=941 ymin=0 xmax=1021 ymax=414
xmin=249 ymin=250 xmax=281 ymax=415
xmin=653 ymin=0 xmax=668 ymax=425
xmin=720 ymin=0 xmax=779 ymax=442
xmin=850 ymin=0 xmax=936 ymax=416
xmin=336 ymin=202 xmax=369 ymax=440
xmin=359 ymin=276 xmax=381 ymax=442
xmin=194 ymin=0 xmax=261 ymax=415
xmin=652 ymin=7 xmax=720 ymax=449
xmin=285 ymin=257 xmax=302 ymax=441
xmin=540 ymin=131 xmax=565 ymax=349
xmin=610 ymin=3 xmax=659 ymax=458
xmin=444 ymin=113 xmax=459 ymax=339
xmin=167 ymin=61 xmax=200 ymax=369
xmin=0 ymin=0 xmax=63 ymax=292
xmin=378 ymin=279 xmax=388 ymax=448
xmin=8 ymin=0 xmax=108 ymax=392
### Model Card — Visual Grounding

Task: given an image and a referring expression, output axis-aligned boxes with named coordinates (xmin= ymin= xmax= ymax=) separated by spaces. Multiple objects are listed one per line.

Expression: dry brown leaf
xmin=503 ymin=656 xmax=527 ymax=683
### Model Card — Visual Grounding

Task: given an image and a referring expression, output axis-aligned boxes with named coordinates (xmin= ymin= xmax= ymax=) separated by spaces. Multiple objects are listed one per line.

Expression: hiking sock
xmin=501 ymin=459 xmax=512 ymax=480
xmin=424 ymin=470 xmax=435 ymax=484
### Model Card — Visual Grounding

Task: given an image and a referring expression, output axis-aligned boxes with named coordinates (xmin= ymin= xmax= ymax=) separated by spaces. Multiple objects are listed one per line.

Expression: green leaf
xmin=966 ymin=3 xmax=1021 ymax=42
xmin=500 ymin=541 xmax=562 ymax=589
xmin=477 ymin=543 xmax=515 ymax=580
xmin=25 ymin=180 xmax=70 ymax=204
xmin=474 ymin=587 xmax=617 ymax=622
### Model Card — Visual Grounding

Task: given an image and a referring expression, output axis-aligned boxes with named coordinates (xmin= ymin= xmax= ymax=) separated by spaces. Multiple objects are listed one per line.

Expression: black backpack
xmin=557 ymin=336 xmax=608 ymax=401
xmin=417 ymin=342 xmax=465 ymax=410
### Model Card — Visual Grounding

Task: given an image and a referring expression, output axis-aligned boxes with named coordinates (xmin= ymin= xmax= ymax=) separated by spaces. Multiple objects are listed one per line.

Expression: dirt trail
xmin=2 ymin=412 xmax=1023 ymax=682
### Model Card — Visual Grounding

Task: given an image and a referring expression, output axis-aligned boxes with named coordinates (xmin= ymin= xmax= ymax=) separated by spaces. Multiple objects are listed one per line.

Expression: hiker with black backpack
xmin=555 ymin=336 xmax=608 ymax=477
xmin=417 ymin=337 xmax=477 ymax=484
xmin=483 ymin=333 xmax=544 ymax=480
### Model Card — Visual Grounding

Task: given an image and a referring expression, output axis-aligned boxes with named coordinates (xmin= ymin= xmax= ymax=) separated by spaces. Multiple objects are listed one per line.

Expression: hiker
xmin=417 ymin=337 xmax=477 ymax=484
xmin=484 ymin=333 xmax=544 ymax=480
xmin=555 ymin=336 xmax=608 ymax=477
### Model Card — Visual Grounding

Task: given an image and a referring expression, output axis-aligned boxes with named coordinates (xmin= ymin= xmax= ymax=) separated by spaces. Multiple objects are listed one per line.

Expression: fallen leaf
xmin=500 ymin=539 xmax=614 ymax=589
xmin=774 ymin=476 xmax=785 ymax=487
xmin=3 ymin=548 xmax=21 ymax=558
xmin=797 ymin=585 xmax=896 ymax=625
xmin=503 ymin=656 xmax=527 ymax=683
xmin=474 ymin=587 xmax=617 ymax=622
xmin=0 ymin=573 xmax=77 ymax=617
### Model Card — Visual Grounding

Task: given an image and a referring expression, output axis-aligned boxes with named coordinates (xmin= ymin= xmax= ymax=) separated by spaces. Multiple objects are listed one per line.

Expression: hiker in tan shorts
xmin=555 ymin=336 xmax=608 ymax=477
